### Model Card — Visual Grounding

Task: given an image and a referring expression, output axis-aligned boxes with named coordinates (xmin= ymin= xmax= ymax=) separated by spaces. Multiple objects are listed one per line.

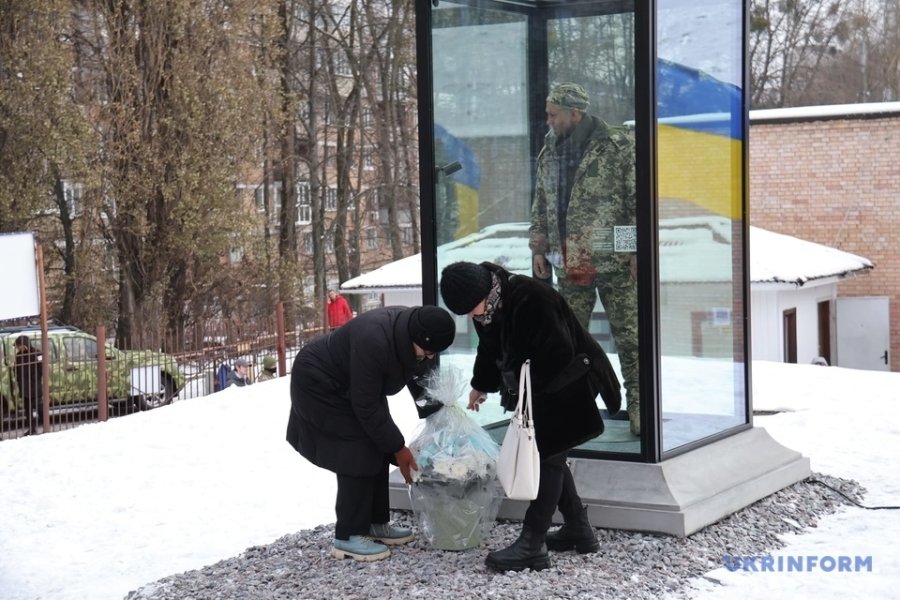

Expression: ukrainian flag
xmin=435 ymin=123 xmax=481 ymax=239
xmin=657 ymin=59 xmax=743 ymax=219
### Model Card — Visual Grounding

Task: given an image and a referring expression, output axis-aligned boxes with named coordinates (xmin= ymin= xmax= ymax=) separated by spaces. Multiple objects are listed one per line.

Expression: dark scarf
xmin=554 ymin=116 xmax=597 ymax=241
xmin=472 ymin=273 xmax=501 ymax=326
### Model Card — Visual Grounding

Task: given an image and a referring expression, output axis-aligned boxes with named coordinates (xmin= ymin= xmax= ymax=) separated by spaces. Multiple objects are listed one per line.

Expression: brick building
xmin=749 ymin=103 xmax=900 ymax=371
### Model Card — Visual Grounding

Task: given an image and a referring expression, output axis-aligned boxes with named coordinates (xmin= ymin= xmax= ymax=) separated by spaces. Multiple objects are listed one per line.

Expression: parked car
xmin=0 ymin=324 xmax=186 ymax=418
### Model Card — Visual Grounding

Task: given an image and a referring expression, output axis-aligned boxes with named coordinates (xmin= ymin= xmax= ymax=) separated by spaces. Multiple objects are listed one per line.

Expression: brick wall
xmin=750 ymin=113 xmax=900 ymax=370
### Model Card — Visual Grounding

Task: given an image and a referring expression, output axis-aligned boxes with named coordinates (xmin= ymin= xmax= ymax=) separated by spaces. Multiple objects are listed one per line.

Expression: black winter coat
xmin=15 ymin=345 xmax=43 ymax=402
xmin=471 ymin=263 xmax=622 ymax=456
xmin=286 ymin=306 xmax=434 ymax=477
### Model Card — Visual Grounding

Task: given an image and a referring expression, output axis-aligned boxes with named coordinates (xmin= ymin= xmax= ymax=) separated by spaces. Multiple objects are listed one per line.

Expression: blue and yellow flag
xmin=435 ymin=124 xmax=481 ymax=239
xmin=657 ymin=59 xmax=743 ymax=219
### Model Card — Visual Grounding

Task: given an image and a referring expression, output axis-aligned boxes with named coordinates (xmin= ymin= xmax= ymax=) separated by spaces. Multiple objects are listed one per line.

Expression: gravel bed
xmin=125 ymin=474 xmax=861 ymax=600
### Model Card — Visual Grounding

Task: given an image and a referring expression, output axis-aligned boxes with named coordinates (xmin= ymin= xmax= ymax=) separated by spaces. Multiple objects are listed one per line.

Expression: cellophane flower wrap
xmin=408 ymin=366 xmax=503 ymax=550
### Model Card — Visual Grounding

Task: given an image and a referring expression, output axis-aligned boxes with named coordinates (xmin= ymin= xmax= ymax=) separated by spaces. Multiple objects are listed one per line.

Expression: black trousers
xmin=23 ymin=394 xmax=44 ymax=432
xmin=334 ymin=459 xmax=390 ymax=540
xmin=522 ymin=451 xmax=584 ymax=534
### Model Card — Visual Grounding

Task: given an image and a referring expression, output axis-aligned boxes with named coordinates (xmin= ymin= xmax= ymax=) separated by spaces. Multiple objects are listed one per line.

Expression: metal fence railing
xmin=1 ymin=303 xmax=323 ymax=441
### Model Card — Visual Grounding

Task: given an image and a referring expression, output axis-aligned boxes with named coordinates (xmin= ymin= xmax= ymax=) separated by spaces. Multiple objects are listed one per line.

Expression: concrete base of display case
xmin=389 ymin=427 xmax=810 ymax=536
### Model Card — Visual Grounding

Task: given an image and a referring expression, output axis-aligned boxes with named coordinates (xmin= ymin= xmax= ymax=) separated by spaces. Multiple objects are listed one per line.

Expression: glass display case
xmin=418 ymin=0 xmax=749 ymax=462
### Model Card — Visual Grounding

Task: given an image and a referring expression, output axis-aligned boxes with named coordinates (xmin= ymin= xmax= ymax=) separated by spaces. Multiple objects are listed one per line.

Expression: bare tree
xmin=0 ymin=0 xmax=70 ymax=231
xmin=750 ymin=0 xmax=855 ymax=108
xmin=0 ymin=1 xmax=107 ymax=326
xmin=3 ymin=0 xmax=423 ymax=334
xmin=269 ymin=0 xmax=418 ymax=323
xmin=318 ymin=1 xmax=362 ymax=286
xmin=804 ymin=0 xmax=900 ymax=104
xmin=76 ymin=0 xmax=268 ymax=345
xmin=274 ymin=0 xmax=304 ymax=330
xmin=548 ymin=12 xmax=635 ymax=124
xmin=360 ymin=0 xmax=417 ymax=262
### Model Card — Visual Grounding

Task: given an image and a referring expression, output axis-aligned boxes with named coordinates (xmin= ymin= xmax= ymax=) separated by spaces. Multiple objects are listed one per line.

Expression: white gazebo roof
xmin=341 ymin=219 xmax=872 ymax=292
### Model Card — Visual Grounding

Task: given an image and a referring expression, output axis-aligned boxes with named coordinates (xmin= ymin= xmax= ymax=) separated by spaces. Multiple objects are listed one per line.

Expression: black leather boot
xmin=485 ymin=525 xmax=551 ymax=572
xmin=545 ymin=506 xmax=599 ymax=553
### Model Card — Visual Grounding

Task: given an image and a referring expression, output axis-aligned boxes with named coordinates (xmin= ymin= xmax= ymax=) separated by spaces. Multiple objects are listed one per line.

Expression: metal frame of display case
xmin=399 ymin=0 xmax=810 ymax=536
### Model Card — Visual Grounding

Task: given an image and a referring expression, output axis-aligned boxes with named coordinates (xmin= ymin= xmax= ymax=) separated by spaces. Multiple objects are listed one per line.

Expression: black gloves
xmin=414 ymin=395 xmax=444 ymax=419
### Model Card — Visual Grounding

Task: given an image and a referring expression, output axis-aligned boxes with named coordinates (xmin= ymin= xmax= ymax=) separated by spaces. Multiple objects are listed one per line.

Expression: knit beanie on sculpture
xmin=440 ymin=262 xmax=493 ymax=315
xmin=408 ymin=306 xmax=456 ymax=353
xmin=546 ymin=82 xmax=590 ymax=111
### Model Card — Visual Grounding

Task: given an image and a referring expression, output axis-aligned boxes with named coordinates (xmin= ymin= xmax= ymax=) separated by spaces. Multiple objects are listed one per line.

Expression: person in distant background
xmin=327 ymin=289 xmax=353 ymax=330
xmin=226 ymin=357 xmax=252 ymax=388
xmin=258 ymin=355 xmax=278 ymax=381
xmin=14 ymin=335 xmax=44 ymax=435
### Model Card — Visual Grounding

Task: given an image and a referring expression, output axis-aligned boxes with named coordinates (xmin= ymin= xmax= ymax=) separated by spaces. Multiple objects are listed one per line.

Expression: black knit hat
xmin=440 ymin=262 xmax=493 ymax=315
xmin=408 ymin=306 xmax=456 ymax=353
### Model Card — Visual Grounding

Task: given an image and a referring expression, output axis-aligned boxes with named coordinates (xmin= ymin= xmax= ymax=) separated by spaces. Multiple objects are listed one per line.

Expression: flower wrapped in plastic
xmin=408 ymin=366 xmax=503 ymax=550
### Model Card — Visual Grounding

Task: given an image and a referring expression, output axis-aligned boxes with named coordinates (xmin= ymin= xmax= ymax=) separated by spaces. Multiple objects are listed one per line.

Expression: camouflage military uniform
xmin=529 ymin=109 xmax=640 ymax=435
xmin=258 ymin=355 xmax=277 ymax=381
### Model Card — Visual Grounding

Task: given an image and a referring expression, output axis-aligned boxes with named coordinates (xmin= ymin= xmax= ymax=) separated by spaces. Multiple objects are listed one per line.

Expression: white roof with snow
xmin=341 ymin=219 xmax=872 ymax=292
xmin=749 ymin=226 xmax=873 ymax=287
xmin=341 ymin=223 xmax=532 ymax=293
xmin=340 ymin=253 xmax=423 ymax=292
xmin=750 ymin=101 xmax=900 ymax=122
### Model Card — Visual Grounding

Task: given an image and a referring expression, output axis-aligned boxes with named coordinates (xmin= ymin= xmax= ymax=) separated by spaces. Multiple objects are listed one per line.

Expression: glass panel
xmin=432 ymin=2 xmax=530 ymax=431
xmin=431 ymin=2 xmax=639 ymax=454
xmin=545 ymin=9 xmax=638 ymax=453
xmin=656 ymin=0 xmax=748 ymax=452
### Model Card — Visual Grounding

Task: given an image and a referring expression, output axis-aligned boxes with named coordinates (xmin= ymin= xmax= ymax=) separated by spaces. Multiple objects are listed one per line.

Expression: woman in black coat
xmin=286 ymin=305 xmax=455 ymax=562
xmin=440 ymin=261 xmax=622 ymax=572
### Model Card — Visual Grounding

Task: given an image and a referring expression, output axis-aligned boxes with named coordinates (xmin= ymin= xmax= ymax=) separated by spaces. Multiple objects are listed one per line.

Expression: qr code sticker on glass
xmin=614 ymin=226 xmax=637 ymax=252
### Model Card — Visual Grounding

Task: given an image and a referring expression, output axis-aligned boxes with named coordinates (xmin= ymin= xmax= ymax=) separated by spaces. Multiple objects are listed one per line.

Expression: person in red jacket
xmin=327 ymin=289 xmax=353 ymax=330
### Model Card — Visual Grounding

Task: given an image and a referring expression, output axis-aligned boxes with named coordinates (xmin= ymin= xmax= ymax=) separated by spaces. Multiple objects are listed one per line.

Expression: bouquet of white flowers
xmin=408 ymin=366 xmax=503 ymax=550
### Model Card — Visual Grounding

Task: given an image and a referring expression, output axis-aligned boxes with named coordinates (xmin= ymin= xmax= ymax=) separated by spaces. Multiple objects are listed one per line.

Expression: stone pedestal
xmin=390 ymin=427 xmax=810 ymax=537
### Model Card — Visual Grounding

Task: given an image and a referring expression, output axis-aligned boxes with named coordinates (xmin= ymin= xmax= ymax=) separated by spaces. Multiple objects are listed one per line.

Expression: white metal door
xmin=835 ymin=296 xmax=890 ymax=371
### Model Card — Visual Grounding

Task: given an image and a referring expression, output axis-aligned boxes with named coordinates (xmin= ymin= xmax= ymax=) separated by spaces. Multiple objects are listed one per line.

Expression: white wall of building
xmin=383 ymin=289 xmax=423 ymax=308
xmin=750 ymin=283 xmax=837 ymax=364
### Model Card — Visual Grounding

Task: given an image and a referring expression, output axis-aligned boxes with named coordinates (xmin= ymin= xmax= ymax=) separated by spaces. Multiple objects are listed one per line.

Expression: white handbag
xmin=496 ymin=359 xmax=540 ymax=500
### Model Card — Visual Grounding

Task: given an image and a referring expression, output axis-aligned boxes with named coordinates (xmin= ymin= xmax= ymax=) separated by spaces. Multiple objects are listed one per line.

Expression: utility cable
xmin=807 ymin=476 xmax=900 ymax=510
